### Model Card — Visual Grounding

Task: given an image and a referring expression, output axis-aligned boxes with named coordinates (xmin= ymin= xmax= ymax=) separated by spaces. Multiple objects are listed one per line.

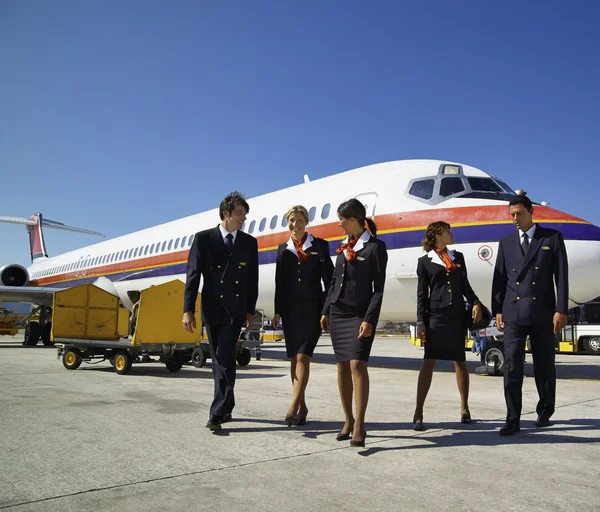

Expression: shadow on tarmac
xmin=262 ymin=346 xmax=600 ymax=380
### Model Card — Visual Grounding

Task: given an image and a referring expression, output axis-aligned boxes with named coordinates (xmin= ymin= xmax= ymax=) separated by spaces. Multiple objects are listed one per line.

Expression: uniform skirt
xmin=282 ymin=298 xmax=322 ymax=358
xmin=329 ymin=302 xmax=375 ymax=362
xmin=424 ymin=304 xmax=467 ymax=362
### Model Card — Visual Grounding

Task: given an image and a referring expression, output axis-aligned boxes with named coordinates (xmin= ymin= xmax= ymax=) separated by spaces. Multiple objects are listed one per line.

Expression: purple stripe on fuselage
xmin=40 ymin=222 xmax=600 ymax=288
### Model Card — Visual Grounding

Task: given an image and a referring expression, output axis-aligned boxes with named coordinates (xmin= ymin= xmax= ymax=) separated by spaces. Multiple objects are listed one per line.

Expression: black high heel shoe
xmin=461 ymin=411 xmax=472 ymax=424
xmin=336 ymin=422 xmax=354 ymax=441
xmin=285 ymin=414 xmax=298 ymax=427
xmin=350 ymin=430 xmax=367 ymax=448
xmin=413 ymin=413 xmax=425 ymax=431
xmin=296 ymin=408 xmax=308 ymax=426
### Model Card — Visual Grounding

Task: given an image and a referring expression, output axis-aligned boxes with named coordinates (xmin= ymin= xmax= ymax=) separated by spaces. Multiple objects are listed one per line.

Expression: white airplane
xmin=2 ymin=159 xmax=600 ymax=345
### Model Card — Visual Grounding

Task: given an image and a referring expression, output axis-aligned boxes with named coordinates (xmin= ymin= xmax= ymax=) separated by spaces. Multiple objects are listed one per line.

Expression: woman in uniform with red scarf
xmin=321 ymin=199 xmax=388 ymax=447
xmin=414 ymin=221 xmax=482 ymax=431
xmin=273 ymin=205 xmax=334 ymax=427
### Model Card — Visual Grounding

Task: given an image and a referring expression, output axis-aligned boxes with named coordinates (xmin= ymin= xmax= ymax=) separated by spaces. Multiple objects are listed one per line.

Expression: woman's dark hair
xmin=422 ymin=221 xmax=451 ymax=252
xmin=508 ymin=192 xmax=533 ymax=212
xmin=337 ymin=198 xmax=378 ymax=237
xmin=219 ymin=191 xmax=250 ymax=220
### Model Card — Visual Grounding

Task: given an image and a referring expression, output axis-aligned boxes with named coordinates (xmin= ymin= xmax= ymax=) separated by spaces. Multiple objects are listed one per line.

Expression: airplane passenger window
xmin=259 ymin=218 xmax=266 ymax=232
xmin=134 ymin=248 xmax=138 ymax=258
xmin=181 ymin=236 xmax=187 ymax=247
xmin=249 ymin=220 xmax=256 ymax=234
xmin=440 ymin=178 xmax=465 ymax=197
xmin=309 ymin=207 xmax=316 ymax=222
xmin=467 ymin=177 xmax=504 ymax=193
xmin=321 ymin=203 xmax=331 ymax=219
xmin=281 ymin=215 xmax=287 ymax=228
xmin=188 ymin=235 xmax=193 ymax=247
xmin=161 ymin=241 xmax=167 ymax=252
xmin=409 ymin=179 xmax=435 ymax=200
xmin=174 ymin=238 xmax=180 ymax=249
xmin=144 ymin=245 xmax=149 ymax=256
xmin=149 ymin=245 xmax=154 ymax=255
xmin=168 ymin=240 xmax=173 ymax=250
xmin=270 ymin=215 xmax=278 ymax=230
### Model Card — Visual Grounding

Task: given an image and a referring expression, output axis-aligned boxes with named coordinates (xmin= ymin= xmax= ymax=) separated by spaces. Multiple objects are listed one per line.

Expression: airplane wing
xmin=0 ymin=286 xmax=61 ymax=306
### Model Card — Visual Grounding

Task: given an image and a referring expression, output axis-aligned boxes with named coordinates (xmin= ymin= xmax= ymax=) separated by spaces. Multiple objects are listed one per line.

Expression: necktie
xmin=226 ymin=233 xmax=234 ymax=254
xmin=521 ymin=233 xmax=529 ymax=254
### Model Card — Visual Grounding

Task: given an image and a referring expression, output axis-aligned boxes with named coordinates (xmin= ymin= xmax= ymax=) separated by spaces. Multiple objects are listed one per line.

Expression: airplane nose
xmin=566 ymin=240 xmax=600 ymax=306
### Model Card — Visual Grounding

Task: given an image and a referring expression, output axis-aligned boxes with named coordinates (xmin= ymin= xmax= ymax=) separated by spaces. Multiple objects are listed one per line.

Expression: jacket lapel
xmin=427 ymin=250 xmax=447 ymax=267
xmin=518 ymin=225 xmax=542 ymax=275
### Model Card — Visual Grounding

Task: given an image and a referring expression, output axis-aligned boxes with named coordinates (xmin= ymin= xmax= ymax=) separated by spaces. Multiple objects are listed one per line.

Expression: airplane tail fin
xmin=0 ymin=213 xmax=104 ymax=263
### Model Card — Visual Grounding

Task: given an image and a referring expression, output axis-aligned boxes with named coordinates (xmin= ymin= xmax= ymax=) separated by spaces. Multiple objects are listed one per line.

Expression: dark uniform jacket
xmin=322 ymin=232 xmax=388 ymax=326
xmin=184 ymin=226 xmax=259 ymax=325
xmin=274 ymin=235 xmax=334 ymax=317
xmin=417 ymin=250 xmax=479 ymax=324
xmin=492 ymin=225 xmax=568 ymax=325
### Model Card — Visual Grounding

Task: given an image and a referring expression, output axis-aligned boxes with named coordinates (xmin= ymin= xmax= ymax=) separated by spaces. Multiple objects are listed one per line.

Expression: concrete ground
xmin=0 ymin=335 xmax=599 ymax=511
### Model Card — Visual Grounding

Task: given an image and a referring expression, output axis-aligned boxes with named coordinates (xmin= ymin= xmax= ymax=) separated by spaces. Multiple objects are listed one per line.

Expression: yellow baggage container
xmin=132 ymin=280 xmax=202 ymax=346
xmin=52 ymin=284 xmax=128 ymax=340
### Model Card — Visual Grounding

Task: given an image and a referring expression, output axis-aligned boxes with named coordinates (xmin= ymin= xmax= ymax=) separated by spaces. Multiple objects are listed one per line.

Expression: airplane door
xmin=353 ymin=192 xmax=378 ymax=218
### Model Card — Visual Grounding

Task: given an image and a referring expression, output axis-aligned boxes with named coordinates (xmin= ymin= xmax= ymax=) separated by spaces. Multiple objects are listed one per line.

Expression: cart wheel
xmin=165 ymin=358 xmax=183 ymax=372
xmin=62 ymin=347 xmax=82 ymax=370
xmin=237 ymin=347 xmax=251 ymax=367
xmin=114 ymin=351 xmax=133 ymax=375
xmin=24 ymin=321 xmax=41 ymax=346
xmin=191 ymin=347 xmax=207 ymax=368
xmin=482 ymin=342 xmax=504 ymax=374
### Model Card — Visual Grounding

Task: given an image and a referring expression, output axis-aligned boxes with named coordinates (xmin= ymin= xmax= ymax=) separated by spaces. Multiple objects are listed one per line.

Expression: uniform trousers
xmin=503 ymin=321 xmax=556 ymax=424
xmin=206 ymin=323 xmax=242 ymax=419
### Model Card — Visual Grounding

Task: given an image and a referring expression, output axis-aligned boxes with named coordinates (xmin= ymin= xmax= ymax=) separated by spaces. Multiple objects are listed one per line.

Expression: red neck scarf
xmin=293 ymin=234 xmax=308 ymax=263
xmin=434 ymin=247 xmax=458 ymax=272
xmin=337 ymin=236 xmax=359 ymax=262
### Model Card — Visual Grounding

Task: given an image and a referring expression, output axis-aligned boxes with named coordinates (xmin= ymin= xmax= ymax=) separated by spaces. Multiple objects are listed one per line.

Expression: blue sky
xmin=1 ymin=0 xmax=599 ymax=267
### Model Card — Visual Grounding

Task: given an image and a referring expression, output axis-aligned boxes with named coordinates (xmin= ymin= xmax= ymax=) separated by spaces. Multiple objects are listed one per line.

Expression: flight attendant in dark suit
xmin=492 ymin=193 xmax=568 ymax=435
xmin=321 ymin=199 xmax=388 ymax=447
xmin=183 ymin=191 xmax=259 ymax=433
xmin=414 ymin=221 xmax=482 ymax=431
xmin=272 ymin=205 xmax=334 ymax=427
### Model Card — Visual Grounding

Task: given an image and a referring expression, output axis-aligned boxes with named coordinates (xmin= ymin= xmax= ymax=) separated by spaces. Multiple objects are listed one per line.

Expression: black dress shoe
xmin=535 ymin=415 xmax=551 ymax=428
xmin=222 ymin=413 xmax=233 ymax=423
xmin=499 ymin=423 xmax=520 ymax=436
xmin=285 ymin=413 xmax=298 ymax=427
xmin=413 ymin=413 xmax=425 ymax=431
xmin=206 ymin=416 xmax=222 ymax=432
xmin=461 ymin=412 xmax=472 ymax=424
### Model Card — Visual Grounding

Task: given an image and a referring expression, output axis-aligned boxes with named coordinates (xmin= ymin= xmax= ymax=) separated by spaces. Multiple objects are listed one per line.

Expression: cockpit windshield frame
xmin=406 ymin=164 xmax=518 ymax=206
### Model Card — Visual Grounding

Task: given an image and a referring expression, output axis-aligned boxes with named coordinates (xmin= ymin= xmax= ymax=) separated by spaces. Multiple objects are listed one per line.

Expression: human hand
xmin=272 ymin=314 xmax=281 ymax=330
xmin=358 ymin=322 xmax=372 ymax=338
xmin=553 ymin=312 xmax=567 ymax=334
xmin=320 ymin=315 xmax=329 ymax=331
xmin=495 ymin=314 xmax=504 ymax=332
xmin=472 ymin=303 xmax=482 ymax=323
xmin=182 ymin=312 xmax=196 ymax=333
xmin=246 ymin=312 xmax=254 ymax=330
xmin=417 ymin=323 xmax=426 ymax=342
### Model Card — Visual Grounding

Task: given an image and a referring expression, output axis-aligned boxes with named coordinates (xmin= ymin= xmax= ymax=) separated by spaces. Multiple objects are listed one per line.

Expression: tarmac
xmin=0 ymin=334 xmax=599 ymax=512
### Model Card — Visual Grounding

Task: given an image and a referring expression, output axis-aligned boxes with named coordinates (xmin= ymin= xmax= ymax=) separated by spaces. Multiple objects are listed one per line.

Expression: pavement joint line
xmin=6 ymin=397 xmax=597 ymax=512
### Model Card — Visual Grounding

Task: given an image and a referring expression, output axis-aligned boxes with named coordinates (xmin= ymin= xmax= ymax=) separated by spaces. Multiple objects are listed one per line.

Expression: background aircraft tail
xmin=0 ymin=213 xmax=104 ymax=262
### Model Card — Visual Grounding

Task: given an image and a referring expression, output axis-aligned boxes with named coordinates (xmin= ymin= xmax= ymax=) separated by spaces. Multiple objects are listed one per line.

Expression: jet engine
xmin=0 ymin=264 xmax=30 ymax=287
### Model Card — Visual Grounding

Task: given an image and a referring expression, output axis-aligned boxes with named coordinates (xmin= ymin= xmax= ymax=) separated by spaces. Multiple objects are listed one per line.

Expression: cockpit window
xmin=409 ymin=179 xmax=435 ymax=200
xmin=494 ymin=179 xmax=515 ymax=194
xmin=467 ymin=177 xmax=504 ymax=193
xmin=440 ymin=178 xmax=465 ymax=197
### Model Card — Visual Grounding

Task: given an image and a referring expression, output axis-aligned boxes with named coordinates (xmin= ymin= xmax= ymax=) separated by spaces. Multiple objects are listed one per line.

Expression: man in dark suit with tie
xmin=492 ymin=193 xmax=569 ymax=435
xmin=182 ymin=191 xmax=259 ymax=432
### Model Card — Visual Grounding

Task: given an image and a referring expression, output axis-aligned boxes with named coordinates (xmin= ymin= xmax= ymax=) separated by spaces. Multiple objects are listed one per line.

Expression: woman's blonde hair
xmin=422 ymin=221 xmax=451 ymax=252
xmin=285 ymin=205 xmax=309 ymax=223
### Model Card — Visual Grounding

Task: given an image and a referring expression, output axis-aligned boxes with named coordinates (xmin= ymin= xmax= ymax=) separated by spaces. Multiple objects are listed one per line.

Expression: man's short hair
xmin=219 ymin=191 xmax=249 ymax=220
xmin=508 ymin=193 xmax=533 ymax=212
